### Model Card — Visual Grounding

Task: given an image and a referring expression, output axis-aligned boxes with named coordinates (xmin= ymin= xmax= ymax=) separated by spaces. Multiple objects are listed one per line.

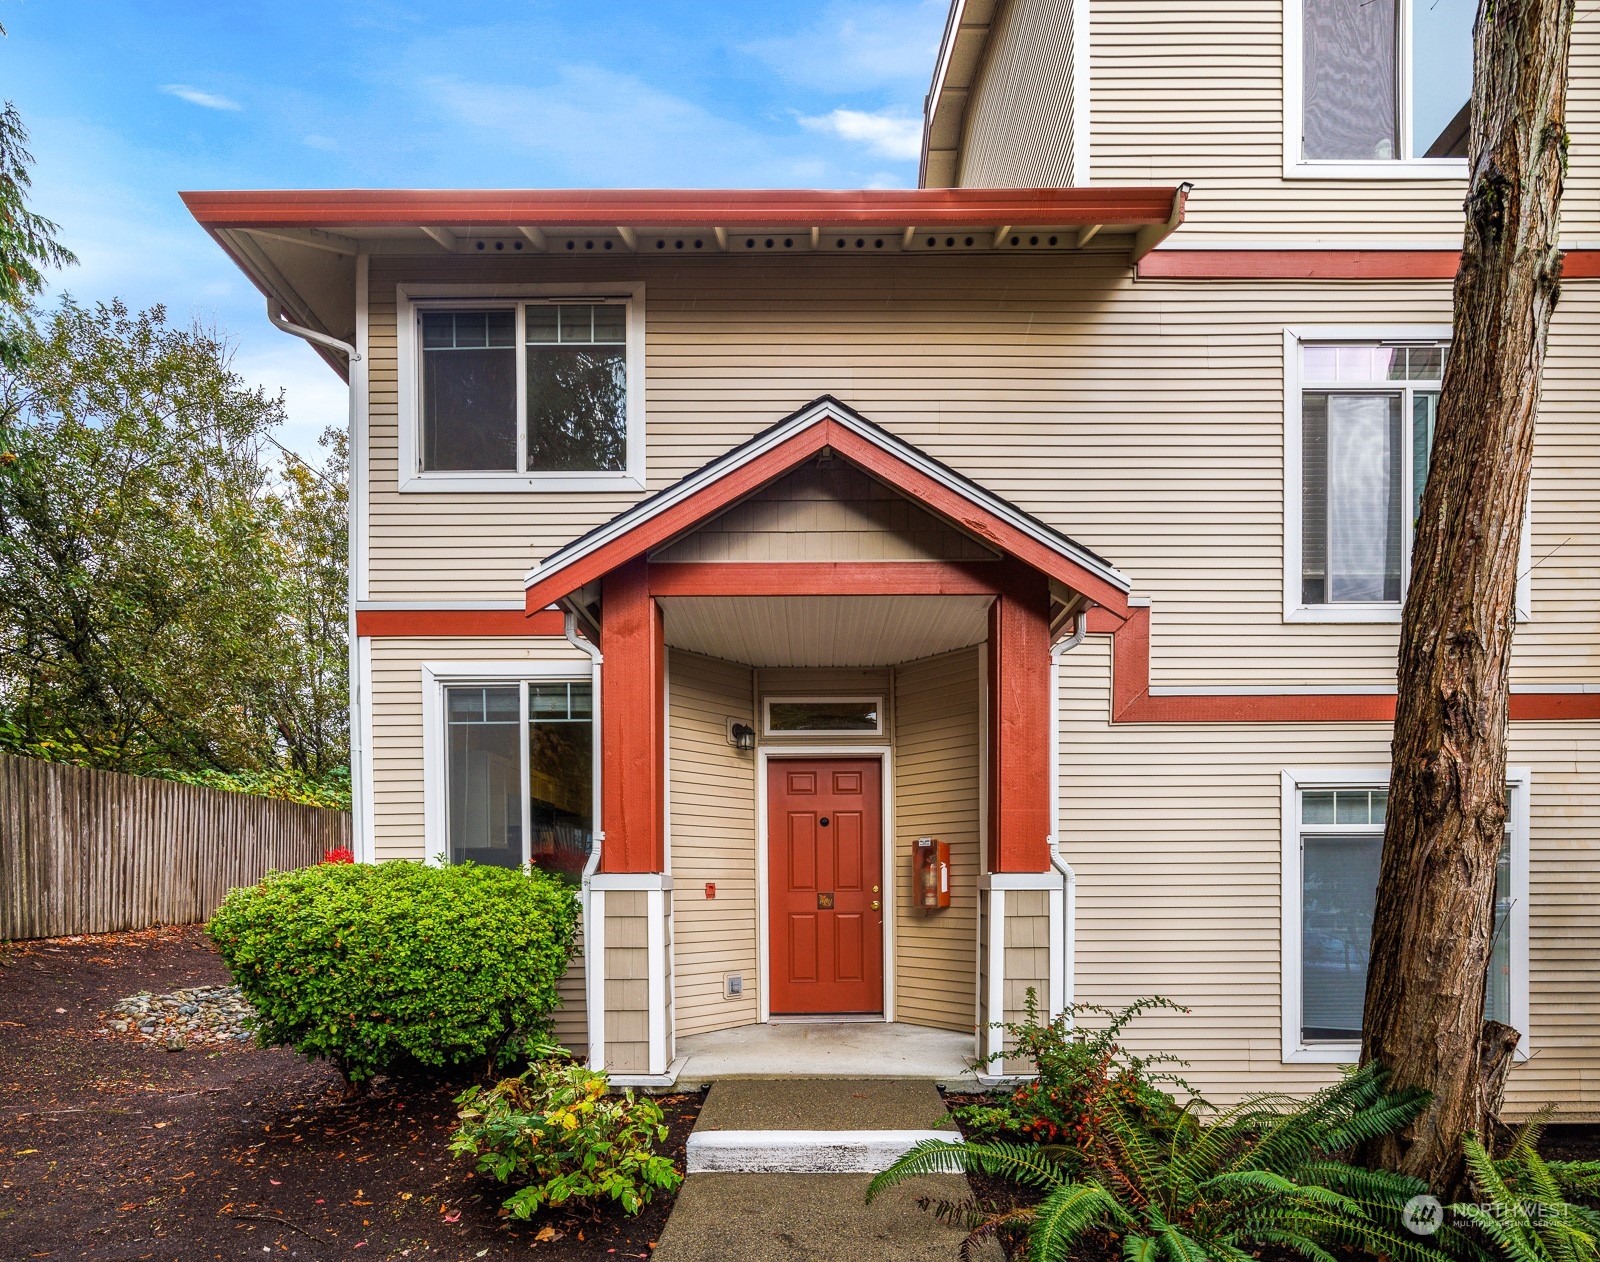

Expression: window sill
xmin=1286 ymin=603 xmax=1402 ymax=624
xmin=1285 ymin=1039 xmax=1528 ymax=1066
xmin=399 ymin=472 xmax=646 ymax=494
xmin=1284 ymin=1042 xmax=1359 ymax=1065
xmin=1284 ymin=159 xmax=1469 ymax=182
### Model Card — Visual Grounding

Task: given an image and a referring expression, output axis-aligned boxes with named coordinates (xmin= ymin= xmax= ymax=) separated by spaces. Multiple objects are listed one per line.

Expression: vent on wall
xmin=724 ymin=972 xmax=744 ymax=1000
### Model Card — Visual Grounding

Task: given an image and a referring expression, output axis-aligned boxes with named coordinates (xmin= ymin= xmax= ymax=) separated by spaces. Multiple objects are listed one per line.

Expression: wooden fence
xmin=0 ymin=753 xmax=351 ymax=940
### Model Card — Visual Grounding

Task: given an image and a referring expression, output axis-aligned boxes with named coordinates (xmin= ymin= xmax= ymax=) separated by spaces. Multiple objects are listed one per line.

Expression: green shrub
xmin=208 ymin=860 xmax=578 ymax=1091
xmin=874 ymin=1062 xmax=1439 ymax=1262
xmin=450 ymin=1055 xmax=682 ymax=1218
xmin=954 ymin=992 xmax=1192 ymax=1154
xmin=1455 ymin=1116 xmax=1600 ymax=1262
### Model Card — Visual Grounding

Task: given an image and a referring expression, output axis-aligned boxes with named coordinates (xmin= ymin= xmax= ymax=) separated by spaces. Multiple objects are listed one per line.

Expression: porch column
xmin=600 ymin=557 xmax=665 ymax=873
xmin=986 ymin=567 xmax=1052 ymax=873
xmin=593 ymin=557 xmax=673 ymax=1082
xmin=980 ymin=566 xmax=1062 ymax=1075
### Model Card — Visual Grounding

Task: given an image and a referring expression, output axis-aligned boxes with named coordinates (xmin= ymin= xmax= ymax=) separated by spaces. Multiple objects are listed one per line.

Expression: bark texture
xmin=1358 ymin=0 xmax=1574 ymax=1197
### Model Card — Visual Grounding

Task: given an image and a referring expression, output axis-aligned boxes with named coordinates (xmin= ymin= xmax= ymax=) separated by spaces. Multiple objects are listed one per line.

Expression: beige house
xmin=187 ymin=0 xmax=1599 ymax=1112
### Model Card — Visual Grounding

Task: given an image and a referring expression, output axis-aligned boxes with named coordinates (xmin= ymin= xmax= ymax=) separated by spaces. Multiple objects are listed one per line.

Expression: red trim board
xmin=356 ymin=609 xmax=565 ymax=637
xmin=1084 ymin=607 xmax=1600 ymax=724
xmin=1138 ymin=248 xmax=1600 ymax=282
xmin=646 ymin=560 xmax=1005 ymax=597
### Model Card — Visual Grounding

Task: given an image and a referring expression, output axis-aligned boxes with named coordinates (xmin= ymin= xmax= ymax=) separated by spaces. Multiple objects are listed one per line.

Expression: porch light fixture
xmin=729 ymin=722 xmax=756 ymax=751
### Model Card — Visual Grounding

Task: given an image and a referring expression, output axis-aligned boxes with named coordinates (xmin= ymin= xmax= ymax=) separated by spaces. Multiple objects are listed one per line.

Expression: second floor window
xmin=419 ymin=300 xmax=632 ymax=476
xmin=1301 ymin=0 xmax=1473 ymax=163
xmin=1300 ymin=340 xmax=1445 ymax=605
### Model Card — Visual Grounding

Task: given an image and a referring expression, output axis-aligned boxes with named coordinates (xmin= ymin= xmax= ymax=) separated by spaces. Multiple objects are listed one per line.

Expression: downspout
xmin=265 ymin=295 xmax=367 ymax=859
xmin=1047 ymin=611 xmax=1088 ymax=1022
xmin=268 ymin=299 xmax=361 ymax=364
xmin=564 ymin=608 xmax=606 ymax=1070
xmin=563 ymin=608 xmax=605 ymax=886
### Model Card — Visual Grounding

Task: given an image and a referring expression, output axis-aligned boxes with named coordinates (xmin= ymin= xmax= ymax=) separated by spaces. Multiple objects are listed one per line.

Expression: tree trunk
xmin=1358 ymin=0 xmax=1573 ymax=1197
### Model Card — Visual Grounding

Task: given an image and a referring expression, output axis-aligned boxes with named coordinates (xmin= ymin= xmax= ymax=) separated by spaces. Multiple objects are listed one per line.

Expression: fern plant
xmin=1454 ymin=1115 xmax=1600 ymax=1262
xmin=957 ymin=993 xmax=1195 ymax=1153
xmin=870 ymin=1063 xmax=1442 ymax=1262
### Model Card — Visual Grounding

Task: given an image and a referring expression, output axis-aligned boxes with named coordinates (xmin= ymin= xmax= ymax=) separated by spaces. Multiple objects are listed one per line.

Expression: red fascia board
xmin=356 ymin=609 xmax=565 ymax=637
xmin=524 ymin=416 xmax=1131 ymax=616
xmin=180 ymin=186 xmax=1182 ymax=230
xmin=646 ymin=560 xmax=1005 ymax=597
xmin=1138 ymin=248 xmax=1600 ymax=282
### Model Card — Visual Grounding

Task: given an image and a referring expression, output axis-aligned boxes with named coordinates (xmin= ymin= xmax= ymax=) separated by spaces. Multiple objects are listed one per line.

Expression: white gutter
xmin=267 ymin=299 xmax=361 ymax=363
xmin=1047 ymin=611 xmax=1088 ymax=1022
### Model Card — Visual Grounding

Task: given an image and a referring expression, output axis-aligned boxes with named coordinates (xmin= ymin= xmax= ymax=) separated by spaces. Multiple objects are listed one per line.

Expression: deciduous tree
xmin=1359 ymin=0 xmax=1575 ymax=1197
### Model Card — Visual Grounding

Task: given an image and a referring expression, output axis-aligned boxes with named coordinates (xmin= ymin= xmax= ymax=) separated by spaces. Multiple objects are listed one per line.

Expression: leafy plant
xmin=1454 ymin=1115 xmax=1600 ymax=1262
xmin=873 ymin=1063 xmax=1440 ymax=1262
xmin=451 ymin=1055 xmax=682 ymax=1218
xmin=0 ymin=300 xmax=348 ymax=781
xmin=955 ymin=993 xmax=1193 ymax=1155
xmin=209 ymin=860 xmax=578 ymax=1094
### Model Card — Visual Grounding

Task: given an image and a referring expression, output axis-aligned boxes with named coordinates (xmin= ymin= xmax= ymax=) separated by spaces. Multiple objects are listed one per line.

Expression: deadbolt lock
xmin=872 ymin=884 xmax=880 ymax=893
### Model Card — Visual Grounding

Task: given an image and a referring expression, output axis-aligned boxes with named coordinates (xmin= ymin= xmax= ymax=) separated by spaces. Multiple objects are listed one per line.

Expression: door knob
xmin=871 ymin=900 xmax=881 ymax=911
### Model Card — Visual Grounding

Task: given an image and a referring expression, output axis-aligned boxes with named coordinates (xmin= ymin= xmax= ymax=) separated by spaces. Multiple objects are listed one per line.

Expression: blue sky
xmin=3 ymin=0 xmax=947 ymax=459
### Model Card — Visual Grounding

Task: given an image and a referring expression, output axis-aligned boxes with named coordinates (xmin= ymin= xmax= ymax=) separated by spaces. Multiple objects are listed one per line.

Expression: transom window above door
xmin=398 ymin=285 xmax=644 ymax=492
xmin=1291 ymin=0 xmax=1473 ymax=175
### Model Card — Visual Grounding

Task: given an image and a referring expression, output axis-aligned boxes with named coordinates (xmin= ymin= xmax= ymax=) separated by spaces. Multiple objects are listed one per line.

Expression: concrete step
xmin=686 ymin=1127 xmax=959 ymax=1173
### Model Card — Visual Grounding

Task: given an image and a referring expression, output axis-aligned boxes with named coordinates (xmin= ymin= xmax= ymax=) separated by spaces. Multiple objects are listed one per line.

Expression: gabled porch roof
xmin=522 ymin=396 xmax=1133 ymax=618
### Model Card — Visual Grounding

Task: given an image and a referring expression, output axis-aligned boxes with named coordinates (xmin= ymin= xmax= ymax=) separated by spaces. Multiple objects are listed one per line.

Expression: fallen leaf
xmin=536 ymin=1226 xmax=557 ymax=1242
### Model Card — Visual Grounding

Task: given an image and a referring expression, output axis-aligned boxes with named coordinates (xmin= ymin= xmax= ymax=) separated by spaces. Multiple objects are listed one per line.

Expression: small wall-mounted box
xmin=915 ymin=837 xmax=951 ymax=911
xmin=723 ymin=972 xmax=744 ymax=999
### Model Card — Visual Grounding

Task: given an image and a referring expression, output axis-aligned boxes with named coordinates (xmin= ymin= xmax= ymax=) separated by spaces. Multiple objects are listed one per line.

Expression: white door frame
xmin=755 ymin=745 xmax=895 ymax=1023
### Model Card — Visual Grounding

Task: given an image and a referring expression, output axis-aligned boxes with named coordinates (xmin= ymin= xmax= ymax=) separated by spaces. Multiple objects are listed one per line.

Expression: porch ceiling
xmin=659 ymin=594 xmax=991 ymax=668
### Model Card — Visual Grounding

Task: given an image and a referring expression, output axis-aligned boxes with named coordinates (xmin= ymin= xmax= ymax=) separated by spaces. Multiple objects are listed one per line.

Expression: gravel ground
xmin=107 ymin=983 xmax=257 ymax=1048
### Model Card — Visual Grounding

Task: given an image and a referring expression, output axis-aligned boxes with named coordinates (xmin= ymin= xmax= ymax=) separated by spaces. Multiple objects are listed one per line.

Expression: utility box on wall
xmin=915 ymin=837 xmax=951 ymax=912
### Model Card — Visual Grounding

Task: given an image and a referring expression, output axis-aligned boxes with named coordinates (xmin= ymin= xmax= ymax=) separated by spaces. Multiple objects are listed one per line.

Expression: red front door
xmin=767 ymin=758 xmax=884 ymax=1014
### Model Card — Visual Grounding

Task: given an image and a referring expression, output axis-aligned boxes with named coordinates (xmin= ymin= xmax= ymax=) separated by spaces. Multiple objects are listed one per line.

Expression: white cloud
xmin=743 ymin=1 xmax=946 ymax=91
xmin=422 ymin=66 xmax=827 ymax=187
xmin=159 ymin=84 xmax=242 ymax=112
xmin=801 ymin=108 xmax=923 ymax=160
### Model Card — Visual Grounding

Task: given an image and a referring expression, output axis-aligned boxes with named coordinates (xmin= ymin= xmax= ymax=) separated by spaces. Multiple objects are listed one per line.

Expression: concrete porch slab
xmin=675 ymin=1022 xmax=976 ymax=1089
xmin=695 ymin=1076 xmax=956 ymax=1131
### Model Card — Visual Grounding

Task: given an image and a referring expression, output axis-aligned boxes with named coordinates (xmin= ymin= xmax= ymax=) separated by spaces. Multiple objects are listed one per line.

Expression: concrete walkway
xmin=655 ymin=1078 xmax=995 ymax=1262
xmin=675 ymin=1022 xmax=976 ymax=1088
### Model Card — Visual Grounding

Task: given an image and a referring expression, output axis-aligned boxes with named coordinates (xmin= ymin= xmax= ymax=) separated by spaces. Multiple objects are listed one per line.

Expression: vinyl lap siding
xmin=654 ymin=460 xmax=994 ymax=563
xmin=668 ymin=650 xmax=760 ymax=1037
xmin=1059 ymin=636 xmax=1600 ymax=1118
xmin=604 ymin=891 xmax=650 ymax=1074
xmin=893 ymin=648 xmax=981 ymax=1032
xmin=1088 ymin=2 xmax=1600 ymax=243
xmin=362 ymin=255 xmax=1599 ymax=697
xmin=958 ymin=0 xmax=1079 ymax=187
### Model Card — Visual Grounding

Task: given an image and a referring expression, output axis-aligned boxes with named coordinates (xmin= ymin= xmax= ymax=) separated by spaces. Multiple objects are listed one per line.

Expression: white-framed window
xmin=761 ymin=696 xmax=884 ymax=737
xmin=1283 ymin=327 xmax=1531 ymax=623
xmin=1283 ymin=0 xmax=1473 ymax=179
xmin=396 ymin=283 xmax=645 ymax=492
xmin=1280 ymin=766 xmax=1530 ymax=1064
xmin=421 ymin=661 xmax=599 ymax=883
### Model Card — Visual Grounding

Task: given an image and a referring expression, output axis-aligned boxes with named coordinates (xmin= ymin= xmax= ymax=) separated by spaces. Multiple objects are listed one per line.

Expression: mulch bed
xmin=0 ymin=925 xmax=699 ymax=1261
